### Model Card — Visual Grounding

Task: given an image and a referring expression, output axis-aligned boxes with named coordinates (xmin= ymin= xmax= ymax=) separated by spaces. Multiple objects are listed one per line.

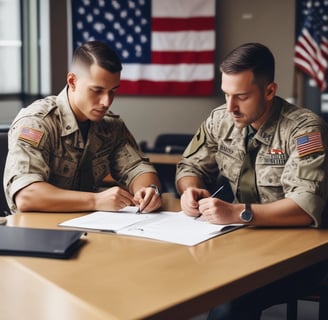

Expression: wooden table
xmin=2 ymin=194 xmax=328 ymax=320
xmin=146 ymin=153 xmax=182 ymax=165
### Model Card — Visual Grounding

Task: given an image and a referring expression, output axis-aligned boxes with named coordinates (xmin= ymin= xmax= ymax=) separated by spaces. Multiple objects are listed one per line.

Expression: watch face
xmin=241 ymin=209 xmax=253 ymax=222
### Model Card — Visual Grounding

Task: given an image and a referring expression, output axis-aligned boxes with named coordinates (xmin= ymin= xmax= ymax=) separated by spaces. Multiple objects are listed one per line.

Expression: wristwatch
xmin=240 ymin=203 xmax=253 ymax=223
xmin=148 ymin=184 xmax=161 ymax=196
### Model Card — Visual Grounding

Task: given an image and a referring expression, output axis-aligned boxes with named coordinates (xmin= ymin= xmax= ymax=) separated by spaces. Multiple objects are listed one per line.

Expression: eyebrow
xmin=223 ymin=91 xmax=249 ymax=96
xmin=90 ymin=84 xmax=120 ymax=91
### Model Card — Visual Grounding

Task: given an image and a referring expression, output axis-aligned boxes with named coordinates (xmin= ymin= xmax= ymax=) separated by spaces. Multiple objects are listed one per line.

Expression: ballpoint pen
xmin=210 ymin=185 xmax=225 ymax=198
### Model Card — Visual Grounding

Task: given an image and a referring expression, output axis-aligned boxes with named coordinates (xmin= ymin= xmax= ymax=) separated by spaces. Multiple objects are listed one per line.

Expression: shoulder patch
xmin=183 ymin=125 xmax=206 ymax=157
xmin=296 ymin=131 xmax=324 ymax=158
xmin=18 ymin=126 xmax=44 ymax=148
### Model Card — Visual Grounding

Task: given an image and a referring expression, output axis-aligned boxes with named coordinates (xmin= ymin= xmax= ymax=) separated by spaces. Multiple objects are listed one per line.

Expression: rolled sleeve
xmin=286 ymin=192 xmax=325 ymax=227
xmin=111 ymin=143 xmax=158 ymax=187
xmin=283 ymin=149 xmax=328 ymax=228
xmin=7 ymin=173 xmax=44 ymax=211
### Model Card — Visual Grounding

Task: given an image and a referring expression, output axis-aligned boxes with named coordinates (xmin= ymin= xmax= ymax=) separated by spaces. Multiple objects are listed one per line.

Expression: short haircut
xmin=220 ymin=43 xmax=275 ymax=87
xmin=72 ymin=40 xmax=122 ymax=73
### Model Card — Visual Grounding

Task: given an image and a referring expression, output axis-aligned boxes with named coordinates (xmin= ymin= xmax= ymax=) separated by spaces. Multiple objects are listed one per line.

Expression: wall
xmin=0 ymin=101 xmax=21 ymax=125
xmin=216 ymin=0 xmax=296 ymax=101
xmin=50 ymin=0 xmax=296 ymax=147
xmin=111 ymin=96 xmax=220 ymax=147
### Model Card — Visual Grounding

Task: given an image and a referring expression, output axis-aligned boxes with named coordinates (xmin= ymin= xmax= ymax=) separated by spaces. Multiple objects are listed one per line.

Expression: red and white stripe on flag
xmin=294 ymin=0 xmax=328 ymax=92
xmin=119 ymin=0 xmax=216 ymax=96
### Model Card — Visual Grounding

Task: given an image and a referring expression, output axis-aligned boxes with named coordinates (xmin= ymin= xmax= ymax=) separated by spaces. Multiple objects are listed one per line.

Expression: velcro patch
xmin=296 ymin=131 xmax=324 ymax=158
xmin=183 ymin=125 xmax=206 ymax=157
xmin=18 ymin=126 xmax=44 ymax=147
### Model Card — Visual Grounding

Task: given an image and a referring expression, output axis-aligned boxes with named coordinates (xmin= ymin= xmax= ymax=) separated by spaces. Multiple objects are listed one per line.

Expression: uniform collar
xmin=223 ymin=96 xmax=284 ymax=146
xmin=255 ymin=96 xmax=284 ymax=146
xmin=56 ymin=86 xmax=80 ymax=137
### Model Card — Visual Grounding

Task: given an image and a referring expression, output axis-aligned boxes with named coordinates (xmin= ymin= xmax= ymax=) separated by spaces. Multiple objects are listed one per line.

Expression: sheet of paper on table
xmin=59 ymin=206 xmax=242 ymax=246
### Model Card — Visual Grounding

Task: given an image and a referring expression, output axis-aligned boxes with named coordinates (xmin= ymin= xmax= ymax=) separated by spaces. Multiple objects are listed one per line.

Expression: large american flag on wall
xmin=294 ymin=0 xmax=328 ymax=92
xmin=70 ymin=0 xmax=216 ymax=96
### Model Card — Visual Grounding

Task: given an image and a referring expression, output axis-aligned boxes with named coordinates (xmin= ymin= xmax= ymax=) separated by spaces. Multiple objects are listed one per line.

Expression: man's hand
xmin=180 ymin=187 xmax=211 ymax=217
xmin=134 ymin=186 xmax=162 ymax=212
xmin=198 ymin=197 xmax=236 ymax=224
xmin=94 ymin=186 xmax=135 ymax=211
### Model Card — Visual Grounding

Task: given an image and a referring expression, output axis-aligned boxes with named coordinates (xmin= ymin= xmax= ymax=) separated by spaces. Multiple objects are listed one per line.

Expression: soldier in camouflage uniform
xmin=4 ymin=41 xmax=161 ymax=214
xmin=176 ymin=43 xmax=328 ymax=320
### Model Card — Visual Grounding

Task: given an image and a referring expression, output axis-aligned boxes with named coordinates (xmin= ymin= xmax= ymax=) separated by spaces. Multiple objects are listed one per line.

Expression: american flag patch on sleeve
xmin=296 ymin=131 xmax=324 ymax=158
xmin=18 ymin=126 xmax=44 ymax=147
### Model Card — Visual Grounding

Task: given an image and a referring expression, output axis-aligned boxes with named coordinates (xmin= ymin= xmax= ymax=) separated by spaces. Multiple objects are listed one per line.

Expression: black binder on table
xmin=0 ymin=226 xmax=87 ymax=259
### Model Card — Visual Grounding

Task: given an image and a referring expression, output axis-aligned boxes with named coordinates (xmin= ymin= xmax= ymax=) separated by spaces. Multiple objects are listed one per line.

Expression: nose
xmin=226 ymin=96 xmax=235 ymax=112
xmin=100 ymin=93 xmax=112 ymax=107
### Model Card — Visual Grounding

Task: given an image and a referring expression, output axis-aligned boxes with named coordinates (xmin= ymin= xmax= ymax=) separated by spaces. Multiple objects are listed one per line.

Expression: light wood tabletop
xmin=145 ymin=153 xmax=182 ymax=165
xmin=2 ymin=193 xmax=328 ymax=320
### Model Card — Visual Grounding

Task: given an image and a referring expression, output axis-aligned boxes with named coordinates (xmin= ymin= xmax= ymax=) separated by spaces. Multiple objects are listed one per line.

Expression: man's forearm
xmin=14 ymin=181 xmax=95 ymax=212
xmin=129 ymin=172 xmax=161 ymax=194
xmin=176 ymin=176 xmax=205 ymax=195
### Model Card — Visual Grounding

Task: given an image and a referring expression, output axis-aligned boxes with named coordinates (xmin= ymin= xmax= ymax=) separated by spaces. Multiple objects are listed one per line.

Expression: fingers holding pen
xmin=198 ymin=198 xmax=224 ymax=224
xmin=198 ymin=197 xmax=218 ymax=215
xmin=198 ymin=197 xmax=234 ymax=224
xmin=134 ymin=186 xmax=162 ymax=213
xmin=186 ymin=185 xmax=227 ymax=222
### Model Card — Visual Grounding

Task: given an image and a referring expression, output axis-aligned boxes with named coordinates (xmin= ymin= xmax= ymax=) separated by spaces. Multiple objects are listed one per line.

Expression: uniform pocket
xmin=215 ymin=147 xmax=243 ymax=184
xmin=49 ymin=157 xmax=78 ymax=189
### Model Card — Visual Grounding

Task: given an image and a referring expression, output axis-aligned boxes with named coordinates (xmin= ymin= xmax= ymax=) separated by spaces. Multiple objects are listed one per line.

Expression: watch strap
xmin=148 ymin=184 xmax=161 ymax=196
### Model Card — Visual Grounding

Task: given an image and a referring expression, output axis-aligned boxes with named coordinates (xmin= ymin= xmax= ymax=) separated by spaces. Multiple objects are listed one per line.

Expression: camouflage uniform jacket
xmin=4 ymin=87 xmax=156 ymax=213
xmin=176 ymin=96 xmax=328 ymax=227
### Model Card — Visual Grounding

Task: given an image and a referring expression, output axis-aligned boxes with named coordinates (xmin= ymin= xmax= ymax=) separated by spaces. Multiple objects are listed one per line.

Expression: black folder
xmin=0 ymin=226 xmax=87 ymax=259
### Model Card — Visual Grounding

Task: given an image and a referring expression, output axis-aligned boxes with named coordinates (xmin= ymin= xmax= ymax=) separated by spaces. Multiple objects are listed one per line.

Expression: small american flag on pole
xmin=70 ymin=0 xmax=216 ymax=96
xmin=294 ymin=0 xmax=328 ymax=92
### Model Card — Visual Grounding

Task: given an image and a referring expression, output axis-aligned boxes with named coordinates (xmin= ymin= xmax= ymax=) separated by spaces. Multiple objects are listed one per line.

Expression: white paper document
xmin=59 ymin=207 xmax=242 ymax=246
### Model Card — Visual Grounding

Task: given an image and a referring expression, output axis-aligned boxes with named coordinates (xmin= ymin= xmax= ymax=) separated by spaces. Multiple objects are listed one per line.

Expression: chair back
xmin=153 ymin=134 xmax=193 ymax=154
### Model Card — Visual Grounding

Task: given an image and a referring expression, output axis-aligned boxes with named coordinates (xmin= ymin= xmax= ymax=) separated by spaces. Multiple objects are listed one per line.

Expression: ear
xmin=67 ymin=72 xmax=77 ymax=91
xmin=265 ymin=82 xmax=277 ymax=100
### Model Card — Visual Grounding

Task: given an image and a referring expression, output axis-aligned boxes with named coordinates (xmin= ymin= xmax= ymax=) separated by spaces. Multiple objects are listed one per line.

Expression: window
xmin=0 ymin=0 xmax=21 ymax=94
xmin=0 ymin=0 xmax=50 ymax=126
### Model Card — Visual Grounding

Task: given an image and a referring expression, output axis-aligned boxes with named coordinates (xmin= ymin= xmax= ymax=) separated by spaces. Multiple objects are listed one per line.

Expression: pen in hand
xmin=136 ymin=206 xmax=142 ymax=214
xmin=210 ymin=185 xmax=225 ymax=198
xmin=194 ymin=185 xmax=225 ymax=219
